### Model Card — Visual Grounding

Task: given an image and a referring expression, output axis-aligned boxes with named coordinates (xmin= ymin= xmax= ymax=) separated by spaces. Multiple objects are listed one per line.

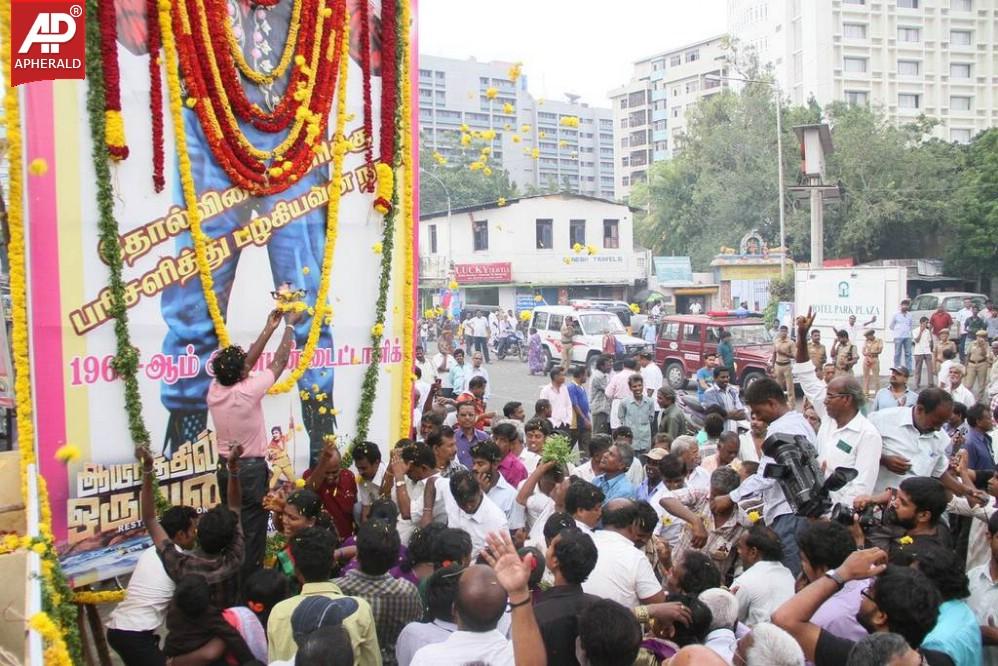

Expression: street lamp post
xmin=704 ymin=74 xmax=786 ymax=277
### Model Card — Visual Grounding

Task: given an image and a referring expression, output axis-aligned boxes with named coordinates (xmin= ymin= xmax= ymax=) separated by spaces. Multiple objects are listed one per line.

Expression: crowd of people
xmin=105 ymin=303 xmax=998 ymax=666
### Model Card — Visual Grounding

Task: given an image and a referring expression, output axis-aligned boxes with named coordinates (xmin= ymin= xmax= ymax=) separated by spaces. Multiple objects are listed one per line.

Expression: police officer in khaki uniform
xmin=832 ymin=329 xmax=859 ymax=377
xmin=965 ymin=329 xmax=994 ymax=400
xmin=769 ymin=325 xmax=796 ymax=407
xmin=807 ymin=329 xmax=827 ymax=373
xmin=862 ymin=329 xmax=884 ymax=395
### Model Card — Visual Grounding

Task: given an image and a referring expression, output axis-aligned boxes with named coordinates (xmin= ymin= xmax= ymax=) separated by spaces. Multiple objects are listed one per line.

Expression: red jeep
xmin=654 ymin=314 xmax=774 ymax=390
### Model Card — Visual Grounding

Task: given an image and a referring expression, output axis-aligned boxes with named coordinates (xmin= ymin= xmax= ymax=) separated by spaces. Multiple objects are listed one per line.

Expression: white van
xmin=530 ymin=305 xmax=651 ymax=373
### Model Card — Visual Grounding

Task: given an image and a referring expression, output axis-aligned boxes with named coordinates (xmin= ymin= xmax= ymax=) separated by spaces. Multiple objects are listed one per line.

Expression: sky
xmin=418 ymin=0 xmax=728 ymax=108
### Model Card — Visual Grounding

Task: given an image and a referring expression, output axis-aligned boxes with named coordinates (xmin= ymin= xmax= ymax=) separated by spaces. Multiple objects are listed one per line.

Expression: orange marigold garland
xmin=100 ymin=0 xmax=128 ymax=160
xmin=148 ymin=0 xmax=165 ymax=190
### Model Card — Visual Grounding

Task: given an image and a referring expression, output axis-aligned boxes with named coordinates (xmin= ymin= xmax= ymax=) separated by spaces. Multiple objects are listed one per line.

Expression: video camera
xmin=762 ymin=433 xmax=858 ymax=519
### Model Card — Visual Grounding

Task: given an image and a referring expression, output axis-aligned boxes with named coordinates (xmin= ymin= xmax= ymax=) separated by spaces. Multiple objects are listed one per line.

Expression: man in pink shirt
xmin=207 ymin=309 xmax=299 ymax=580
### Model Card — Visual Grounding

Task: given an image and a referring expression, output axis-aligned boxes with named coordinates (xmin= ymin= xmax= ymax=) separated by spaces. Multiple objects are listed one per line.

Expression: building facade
xmin=608 ymin=36 xmax=732 ymax=200
xmin=727 ymin=0 xmax=998 ymax=143
xmin=419 ymin=55 xmax=616 ymax=199
xmin=418 ymin=194 xmax=649 ymax=312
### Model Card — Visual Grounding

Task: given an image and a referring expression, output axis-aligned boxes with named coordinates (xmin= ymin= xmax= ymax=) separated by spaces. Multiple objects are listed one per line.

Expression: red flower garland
xmin=170 ymin=0 xmax=345 ymax=194
xmin=100 ymin=0 xmax=129 ymax=160
xmin=359 ymin=0 xmax=374 ymax=190
xmin=378 ymin=0 xmax=397 ymax=166
xmin=147 ymin=0 xmax=165 ymax=191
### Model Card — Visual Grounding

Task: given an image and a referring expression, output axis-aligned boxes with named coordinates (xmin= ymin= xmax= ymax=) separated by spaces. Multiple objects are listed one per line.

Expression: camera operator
xmin=850 ymin=476 xmax=953 ymax=558
xmin=793 ymin=310 xmax=884 ymax=508
xmin=712 ymin=377 xmax=815 ymax=576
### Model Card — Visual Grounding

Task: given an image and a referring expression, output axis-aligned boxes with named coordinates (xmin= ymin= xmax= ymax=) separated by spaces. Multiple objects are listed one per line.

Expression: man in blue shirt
xmin=717 ymin=330 xmax=735 ymax=373
xmin=567 ymin=366 xmax=592 ymax=453
xmin=593 ymin=443 xmax=636 ymax=502
xmin=889 ymin=299 xmax=914 ymax=371
xmin=964 ymin=403 xmax=996 ymax=473
xmin=696 ymin=353 xmax=718 ymax=402
xmin=701 ymin=366 xmax=747 ymax=433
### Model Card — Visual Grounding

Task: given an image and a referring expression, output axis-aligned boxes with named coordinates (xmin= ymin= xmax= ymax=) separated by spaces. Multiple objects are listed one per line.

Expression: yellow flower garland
xmin=269 ymin=6 xmax=350 ymax=394
xmin=222 ymin=0 xmax=304 ymax=85
xmin=181 ymin=0 xmax=328 ymax=161
xmin=71 ymin=590 xmax=126 ymax=605
xmin=398 ymin=0 xmax=414 ymax=440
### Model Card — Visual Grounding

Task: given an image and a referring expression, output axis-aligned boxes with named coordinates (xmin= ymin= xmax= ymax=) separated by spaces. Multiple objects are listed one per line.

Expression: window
xmin=602 ymin=219 xmax=619 ymax=249
xmin=622 ymin=176 xmax=630 ymax=186
xmin=898 ymin=60 xmax=921 ymax=76
xmin=620 ymin=118 xmax=628 ymax=129
xmin=898 ymin=27 xmax=920 ymax=42
xmin=672 ymin=107 xmax=681 ymax=118
xmin=950 ymin=63 xmax=972 ymax=78
xmin=569 ymin=220 xmax=586 ymax=247
xmin=532 ymin=311 xmax=549 ymax=330
xmin=472 ymin=220 xmax=488 ymax=251
xmin=950 ymin=95 xmax=972 ymax=111
xmin=898 ymin=0 xmax=918 ymax=7
xmin=659 ymin=322 xmax=679 ymax=341
xmin=621 ymin=137 xmax=630 ymax=148
xmin=951 ymin=0 xmax=972 ymax=10
xmin=429 ymin=224 xmax=437 ymax=254
xmin=686 ymin=49 xmax=700 ymax=63
xmin=911 ymin=294 xmax=938 ymax=311
xmin=845 ymin=90 xmax=869 ymax=106
xmin=843 ymin=0 xmax=865 ymax=4
xmin=548 ymin=314 xmax=563 ymax=333
xmin=844 ymin=57 xmax=868 ymax=72
xmin=670 ymin=55 xmax=681 ymax=67
xmin=535 ymin=219 xmax=553 ymax=249
xmin=950 ymin=128 xmax=972 ymax=144
xmin=950 ymin=30 xmax=972 ymax=45
xmin=685 ymin=80 xmax=699 ymax=93
xmin=684 ymin=324 xmax=702 ymax=343
xmin=898 ymin=93 xmax=920 ymax=109
xmin=843 ymin=23 xmax=867 ymax=38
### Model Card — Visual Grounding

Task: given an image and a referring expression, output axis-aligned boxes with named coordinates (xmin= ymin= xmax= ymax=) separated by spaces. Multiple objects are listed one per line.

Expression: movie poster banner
xmin=21 ymin=0 xmax=415 ymax=585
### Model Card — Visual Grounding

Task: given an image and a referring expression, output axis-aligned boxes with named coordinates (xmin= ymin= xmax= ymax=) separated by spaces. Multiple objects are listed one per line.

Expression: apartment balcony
xmin=650 ymin=69 xmax=665 ymax=82
xmin=652 ymin=128 xmax=668 ymax=142
xmin=419 ymin=255 xmax=451 ymax=282
xmin=652 ymin=88 xmax=669 ymax=102
xmin=653 ymin=149 xmax=669 ymax=162
xmin=652 ymin=107 xmax=669 ymax=122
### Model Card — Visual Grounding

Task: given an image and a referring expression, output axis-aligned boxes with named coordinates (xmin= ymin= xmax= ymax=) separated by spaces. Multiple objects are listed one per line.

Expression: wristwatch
xmin=824 ymin=569 xmax=846 ymax=589
xmin=395 ymin=480 xmax=406 ymax=488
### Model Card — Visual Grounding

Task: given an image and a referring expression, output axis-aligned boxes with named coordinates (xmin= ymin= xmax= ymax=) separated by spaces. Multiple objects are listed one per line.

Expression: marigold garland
xmin=148 ymin=0 xmax=165 ymax=190
xmin=221 ymin=0 xmax=304 ymax=85
xmin=350 ymin=0 xmax=403 ymax=449
xmin=397 ymin=0 xmax=414 ymax=440
xmin=71 ymin=590 xmax=126 ymax=605
xmin=100 ymin=0 xmax=128 ymax=160
xmin=1 ymin=0 xmax=83 ymax=659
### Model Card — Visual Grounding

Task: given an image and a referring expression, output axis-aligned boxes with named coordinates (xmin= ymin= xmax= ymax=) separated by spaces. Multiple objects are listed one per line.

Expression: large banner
xmin=20 ymin=0 xmax=415 ymax=585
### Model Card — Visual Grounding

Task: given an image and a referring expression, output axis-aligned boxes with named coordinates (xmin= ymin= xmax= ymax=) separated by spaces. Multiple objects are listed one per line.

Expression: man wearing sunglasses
xmin=772 ymin=547 xmax=953 ymax=666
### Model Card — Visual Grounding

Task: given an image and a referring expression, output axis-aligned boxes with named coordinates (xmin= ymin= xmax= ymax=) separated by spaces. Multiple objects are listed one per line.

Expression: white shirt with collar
xmin=794 ymin=361 xmax=829 ymax=420
xmin=815 ymin=411 xmax=883 ymax=507
xmin=686 ymin=465 xmax=710 ymax=492
xmin=704 ymin=627 xmax=737 ymax=663
xmin=470 ymin=316 xmax=489 ymax=338
xmin=431 ymin=352 xmax=453 ymax=388
xmin=444 ymin=492 xmax=510 ymax=559
xmin=396 ymin=619 xmax=458 ymax=666
xmin=574 ymin=459 xmax=600 ymax=483
xmin=394 ymin=474 xmax=448 ymax=546
xmin=463 ymin=365 xmax=491 ymax=399
xmin=518 ymin=448 xmax=541 ymax=476
xmin=957 ymin=307 xmax=974 ymax=332
xmin=409 ymin=628 xmax=513 ymax=666
xmin=946 ymin=382 xmax=977 ymax=408
xmin=869 ymin=406 xmax=950 ymax=492
xmin=575 ymin=518 xmax=595 ymax=535
xmin=581 ymin=529 xmax=662 ymax=608
xmin=641 ymin=363 xmax=664 ymax=410
xmin=539 ymin=383 xmax=574 ymax=429
xmin=486 ymin=475 xmax=525 ymax=530
xmin=731 ymin=559 xmax=796 ymax=627
xmin=728 ymin=411 xmax=815 ymax=525
xmin=967 ymin=563 xmax=998 ymax=666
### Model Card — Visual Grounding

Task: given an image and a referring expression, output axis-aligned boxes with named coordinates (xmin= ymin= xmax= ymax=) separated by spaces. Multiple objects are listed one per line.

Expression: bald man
xmin=409 ymin=565 xmax=511 ymax=665
xmin=793 ymin=312 xmax=883 ymax=507
xmin=670 ymin=645 xmax=729 ymax=666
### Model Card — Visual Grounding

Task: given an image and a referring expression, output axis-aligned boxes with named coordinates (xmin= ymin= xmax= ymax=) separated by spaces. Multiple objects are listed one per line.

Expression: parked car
xmin=909 ymin=291 xmax=987 ymax=337
xmin=531 ymin=305 xmax=650 ymax=373
xmin=569 ymin=299 xmax=635 ymax=327
xmin=653 ymin=313 xmax=774 ymax=390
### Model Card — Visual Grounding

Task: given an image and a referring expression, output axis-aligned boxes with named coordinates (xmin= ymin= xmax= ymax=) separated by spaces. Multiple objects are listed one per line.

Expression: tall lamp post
xmin=704 ymin=74 xmax=786 ymax=277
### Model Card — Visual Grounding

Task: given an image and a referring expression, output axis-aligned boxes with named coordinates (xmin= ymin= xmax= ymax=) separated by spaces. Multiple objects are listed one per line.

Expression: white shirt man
xmin=539 ymin=382 xmax=573 ymax=429
xmin=463 ymin=361 xmax=491 ymax=400
xmin=470 ymin=315 xmax=489 ymax=339
xmin=957 ymin=303 xmax=975 ymax=335
xmin=444 ymin=492 xmax=509 ymax=559
xmin=483 ymin=475 xmax=525 ymax=530
xmin=409 ymin=627 xmax=513 ymax=666
xmin=106 ymin=546 xmax=178 ymax=635
xmin=581 ymin=529 xmax=662 ymax=608
xmin=794 ymin=361 xmax=883 ymax=507
xmin=394 ymin=474 xmax=448 ymax=546
xmin=432 ymin=351 xmax=454 ymax=391
xmin=731 ymin=558 xmax=796 ymax=627
xmin=640 ymin=356 xmax=665 ymax=414
xmin=967 ymin=562 xmax=998 ymax=666
xmin=396 ymin=618 xmax=459 ymax=666
xmin=869 ymin=406 xmax=949 ymax=493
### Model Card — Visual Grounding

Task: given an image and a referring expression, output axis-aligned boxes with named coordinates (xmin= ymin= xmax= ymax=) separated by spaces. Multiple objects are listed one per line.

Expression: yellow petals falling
xmin=572 ymin=243 xmax=583 ymax=254
xmin=54 ymin=444 xmax=81 ymax=464
xmin=28 ymin=158 xmax=48 ymax=176
xmin=586 ymin=244 xmax=597 ymax=255
xmin=372 ymin=241 xmax=383 ymax=254
xmin=629 ymin=303 xmax=641 ymax=314
xmin=485 ymin=86 xmax=498 ymax=99
xmin=508 ymin=62 xmax=522 ymax=82
xmin=449 ymin=280 xmax=459 ymax=290
xmin=511 ymin=135 xmax=521 ymax=144
xmin=497 ymin=197 xmax=507 ymax=207
xmin=559 ymin=115 xmax=580 ymax=128
xmin=502 ymin=102 xmax=514 ymax=114
xmin=294 ymin=478 xmax=307 ymax=488
xmin=747 ymin=510 xmax=761 ymax=524
xmin=302 ymin=266 xmax=310 ymax=275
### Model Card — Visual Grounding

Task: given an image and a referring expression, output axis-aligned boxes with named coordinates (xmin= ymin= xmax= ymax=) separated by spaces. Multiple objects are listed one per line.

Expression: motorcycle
xmin=495 ymin=330 xmax=527 ymax=362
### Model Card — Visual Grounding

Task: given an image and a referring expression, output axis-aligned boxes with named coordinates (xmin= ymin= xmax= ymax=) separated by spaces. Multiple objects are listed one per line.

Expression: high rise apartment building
xmin=608 ymin=36 xmax=732 ymax=200
xmin=419 ymin=55 xmax=616 ymax=201
xmin=727 ymin=0 xmax=998 ymax=143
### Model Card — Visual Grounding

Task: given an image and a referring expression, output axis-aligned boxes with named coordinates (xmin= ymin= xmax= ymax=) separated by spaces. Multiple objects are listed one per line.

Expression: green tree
xmin=419 ymin=139 xmax=518 ymax=215
xmin=945 ymin=128 xmax=998 ymax=291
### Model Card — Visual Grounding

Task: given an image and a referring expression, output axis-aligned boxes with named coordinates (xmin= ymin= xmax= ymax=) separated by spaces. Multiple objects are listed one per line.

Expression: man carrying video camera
xmin=847 ymin=476 xmax=952 ymax=558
